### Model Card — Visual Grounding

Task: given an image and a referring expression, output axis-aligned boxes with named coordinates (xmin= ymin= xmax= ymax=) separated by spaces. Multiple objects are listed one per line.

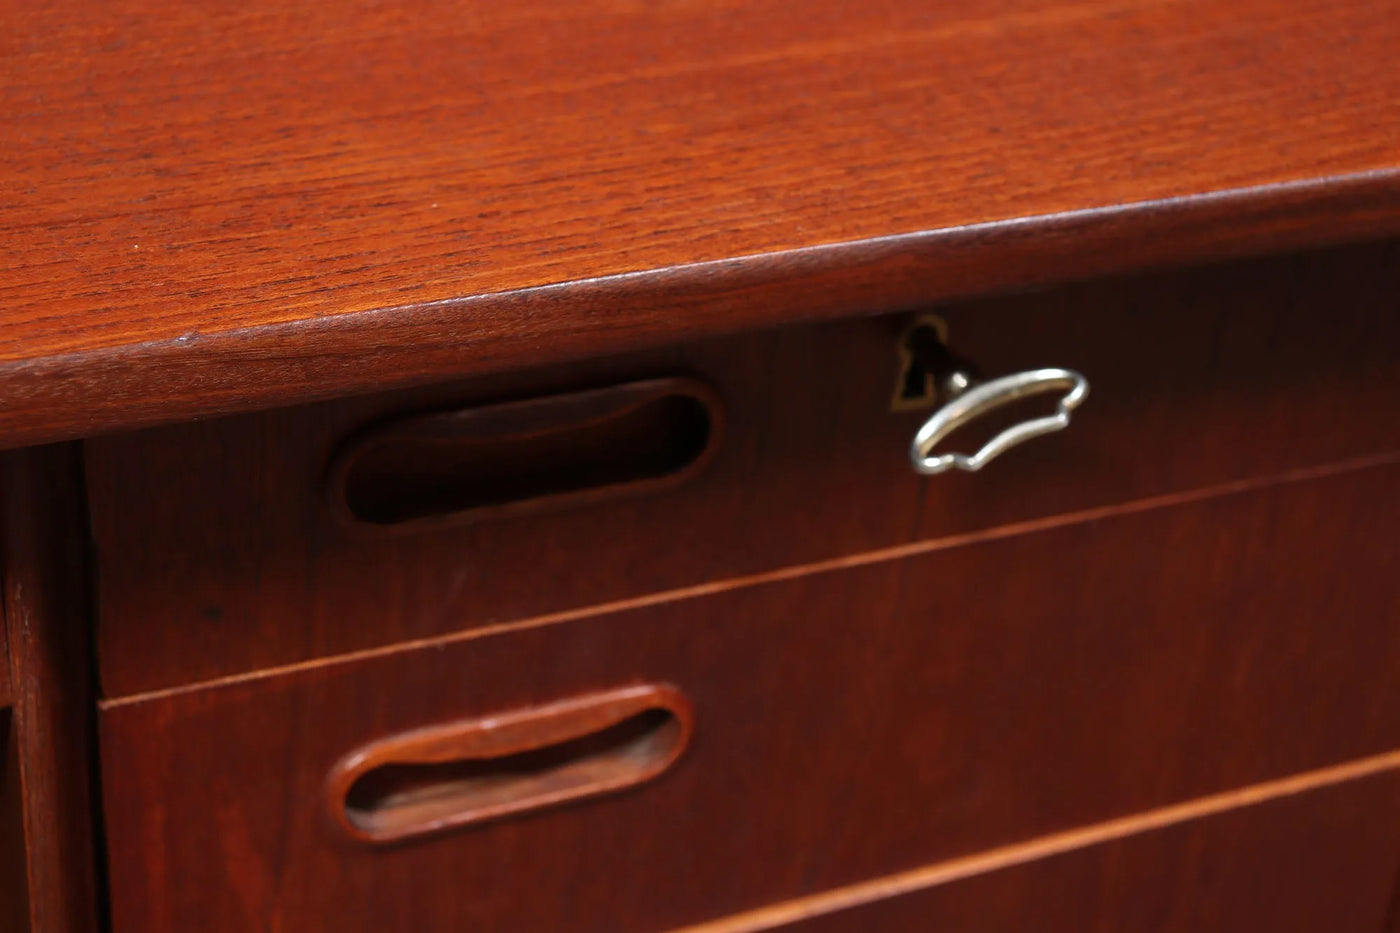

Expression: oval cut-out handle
xmin=909 ymin=368 xmax=1089 ymax=475
xmin=328 ymin=377 xmax=723 ymax=532
xmin=326 ymin=684 xmax=693 ymax=844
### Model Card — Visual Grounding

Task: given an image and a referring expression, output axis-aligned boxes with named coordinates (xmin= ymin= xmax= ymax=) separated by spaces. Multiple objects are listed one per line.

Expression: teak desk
xmin=3 ymin=1 xmax=1400 ymax=930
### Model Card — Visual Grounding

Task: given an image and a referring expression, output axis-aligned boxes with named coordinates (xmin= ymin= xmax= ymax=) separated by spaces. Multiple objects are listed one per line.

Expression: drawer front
xmin=86 ymin=241 xmax=1400 ymax=696
xmin=744 ymin=769 xmax=1400 ymax=933
xmin=100 ymin=461 xmax=1400 ymax=932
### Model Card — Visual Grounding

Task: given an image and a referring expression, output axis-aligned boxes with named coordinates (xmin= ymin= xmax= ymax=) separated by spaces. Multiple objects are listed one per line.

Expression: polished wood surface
xmin=8 ymin=1 xmax=1400 ymax=925
xmin=86 ymin=241 xmax=1400 ymax=697
xmin=98 ymin=460 xmax=1400 ymax=932
xmin=0 ymin=448 xmax=101 ymax=933
xmin=734 ymin=768 xmax=1400 ymax=933
xmin=5 ymin=0 xmax=1400 ymax=446
xmin=87 ymin=307 xmax=927 ymax=696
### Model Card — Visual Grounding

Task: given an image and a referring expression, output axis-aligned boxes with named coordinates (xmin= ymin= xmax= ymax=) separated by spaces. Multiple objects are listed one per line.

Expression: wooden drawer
xmin=99 ymin=460 xmax=1400 ymax=932
xmin=733 ymin=768 xmax=1400 ymax=933
xmin=85 ymin=242 xmax=1400 ymax=697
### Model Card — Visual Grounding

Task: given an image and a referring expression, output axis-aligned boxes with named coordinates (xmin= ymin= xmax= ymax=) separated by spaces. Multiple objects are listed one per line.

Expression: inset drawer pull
xmin=903 ymin=319 xmax=1089 ymax=475
xmin=328 ymin=377 xmax=723 ymax=531
xmin=326 ymin=684 xmax=693 ymax=844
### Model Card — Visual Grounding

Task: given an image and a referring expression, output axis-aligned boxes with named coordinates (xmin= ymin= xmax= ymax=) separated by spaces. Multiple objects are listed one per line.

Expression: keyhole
xmin=899 ymin=352 xmax=934 ymax=404
xmin=890 ymin=317 xmax=949 ymax=411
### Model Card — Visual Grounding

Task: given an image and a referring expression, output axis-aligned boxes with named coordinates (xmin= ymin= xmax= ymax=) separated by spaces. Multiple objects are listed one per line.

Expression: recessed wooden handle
xmin=326 ymin=684 xmax=694 ymax=844
xmin=327 ymin=377 xmax=723 ymax=532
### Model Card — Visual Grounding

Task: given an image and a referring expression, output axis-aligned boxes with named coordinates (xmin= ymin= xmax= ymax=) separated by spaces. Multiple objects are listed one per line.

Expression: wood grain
xmin=86 ymin=241 xmax=1400 ymax=696
xmin=4 ymin=0 xmax=1400 ymax=446
xmin=98 ymin=460 xmax=1400 ymax=932
xmin=0 ymin=447 xmax=100 ymax=933
xmin=723 ymin=767 xmax=1400 ymax=933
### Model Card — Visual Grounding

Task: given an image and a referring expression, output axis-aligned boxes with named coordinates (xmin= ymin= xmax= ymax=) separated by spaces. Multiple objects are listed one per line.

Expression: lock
xmin=894 ymin=315 xmax=1090 ymax=475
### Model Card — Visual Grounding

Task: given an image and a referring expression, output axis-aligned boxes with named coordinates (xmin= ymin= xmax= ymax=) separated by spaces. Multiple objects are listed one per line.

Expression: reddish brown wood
xmin=1 ymin=712 xmax=31 ymax=933
xmin=86 ymin=306 xmax=929 ymax=696
xmin=98 ymin=460 xmax=1400 ymax=932
xmin=0 ymin=447 xmax=100 ymax=933
xmin=746 ymin=770 xmax=1400 ymax=933
xmin=85 ymin=241 xmax=1400 ymax=696
xmin=327 ymin=683 xmax=692 ymax=844
xmin=4 ymin=0 xmax=1400 ymax=446
xmin=0 ymin=612 xmax=10 ymax=709
xmin=0 ymin=620 xmax=12 ymax=929
xmin=329 ymin=377 xmax=722 ymax=531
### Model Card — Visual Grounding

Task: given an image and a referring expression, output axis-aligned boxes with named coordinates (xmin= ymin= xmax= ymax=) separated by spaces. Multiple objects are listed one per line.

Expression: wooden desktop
xmin=3 ymin=0 xmax=1399 ymax=929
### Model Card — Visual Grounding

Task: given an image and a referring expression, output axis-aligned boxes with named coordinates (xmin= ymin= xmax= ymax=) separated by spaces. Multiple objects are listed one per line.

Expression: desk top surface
xmin=4 ymin=0 xmax=1400 ymax=446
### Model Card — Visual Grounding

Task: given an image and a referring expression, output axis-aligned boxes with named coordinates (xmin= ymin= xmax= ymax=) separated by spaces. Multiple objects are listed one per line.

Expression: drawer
xmin=85 ymin=240 xmax=1400 ymax=696
xmin=732 ymin=768 xmax=1400 ymax=933
xmin=99 ymin=460 xmax=1400 ymax=932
